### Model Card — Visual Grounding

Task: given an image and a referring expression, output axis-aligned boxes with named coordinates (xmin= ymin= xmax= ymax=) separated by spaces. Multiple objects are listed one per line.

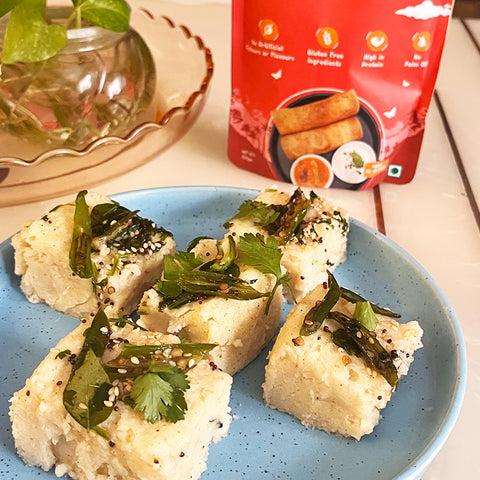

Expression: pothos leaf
xmin=300 ymin=271 xmax=341 ymax=336
xmin=238 ymin=233 xmax=291 ymax=313
xmin=0 ymin=0 xmax=21 ymax=18
xmin=1 ymin=0 xmax=67 ymax=64
xmin=75 ymin=0 xmax=130 ymax=32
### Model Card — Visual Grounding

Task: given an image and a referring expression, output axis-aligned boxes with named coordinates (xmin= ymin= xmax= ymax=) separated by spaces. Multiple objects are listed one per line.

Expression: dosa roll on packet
xmin=228 ymin=0 xmax=454 ymax=190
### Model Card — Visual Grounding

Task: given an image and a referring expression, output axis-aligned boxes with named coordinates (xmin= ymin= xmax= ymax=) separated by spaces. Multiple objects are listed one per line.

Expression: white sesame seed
xmin=114 ymin=386 xmax=120 ymax=397
xmin=104 ymin=400 xmax=114 ymax=407
xmin=188 ymin=359 xmax=196 ymax=368
xmin=100 ymin=327 xmax=108 ymax=334
xmin=117 ymin=368 xmax=127 ymax=374
xmin=79 ymin=402 xmax=88 ymax=410
xmin=130 ymin=356 xmax=140 ymax=365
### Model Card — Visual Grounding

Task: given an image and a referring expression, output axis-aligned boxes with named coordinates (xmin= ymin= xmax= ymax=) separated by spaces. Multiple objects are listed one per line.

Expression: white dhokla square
xmin=12 ymin=191 xmax=175 ymax=319
xmin=10 ymin=316 xmax=232 ymax=480
xmin=139 ymin=238 xmax=284 ymax=375
xmin=225 ymin=187 xmax=349 ymax=301
xmin=263 ymin=279 xmax=423 ymax=440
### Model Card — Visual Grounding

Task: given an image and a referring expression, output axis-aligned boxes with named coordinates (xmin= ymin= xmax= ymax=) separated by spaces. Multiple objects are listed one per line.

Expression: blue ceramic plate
xmin=0 ymin=186 xmax=466 ymax=480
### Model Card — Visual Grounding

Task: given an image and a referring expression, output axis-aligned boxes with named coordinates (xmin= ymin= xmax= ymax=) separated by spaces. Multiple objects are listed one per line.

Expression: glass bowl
xmin=0 ymin=8 xmax=213 ymax=206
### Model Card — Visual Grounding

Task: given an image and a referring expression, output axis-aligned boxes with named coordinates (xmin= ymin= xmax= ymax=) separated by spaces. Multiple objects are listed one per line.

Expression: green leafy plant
xmin=0 ymin=0 xmax=131 ymax=64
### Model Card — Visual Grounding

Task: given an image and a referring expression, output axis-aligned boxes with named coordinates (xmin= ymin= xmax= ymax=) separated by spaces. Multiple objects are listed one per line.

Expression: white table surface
xmin=1 ymin=1 xmax=479 ymax=479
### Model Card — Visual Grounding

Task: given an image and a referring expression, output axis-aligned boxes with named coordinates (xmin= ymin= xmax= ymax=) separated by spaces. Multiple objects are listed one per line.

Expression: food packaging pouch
xmin=228 ymin=0 xmax=454 ymax=190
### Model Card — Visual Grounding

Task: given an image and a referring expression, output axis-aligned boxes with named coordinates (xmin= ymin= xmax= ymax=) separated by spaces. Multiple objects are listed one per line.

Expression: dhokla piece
xmin=12 ymin=191 xmax=175 ymax=319
xmin=225 ymin=187 xmax=349 ymax=301
xmin=139 ymin=237 xmax=285 ymax=375
xmin=263 ymin=277 xmax=423 ymax=440
xmin=10 ymin=314 xmax=232 ymax=480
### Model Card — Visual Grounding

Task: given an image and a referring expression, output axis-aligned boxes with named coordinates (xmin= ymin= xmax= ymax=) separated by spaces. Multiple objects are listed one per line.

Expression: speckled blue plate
xmin=0 ymin=186 xmax=466 ymax=480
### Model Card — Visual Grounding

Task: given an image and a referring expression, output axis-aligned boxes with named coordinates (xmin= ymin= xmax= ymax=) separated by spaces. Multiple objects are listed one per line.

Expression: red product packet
xmin=228 ymin=0 xmax=454 ymax=190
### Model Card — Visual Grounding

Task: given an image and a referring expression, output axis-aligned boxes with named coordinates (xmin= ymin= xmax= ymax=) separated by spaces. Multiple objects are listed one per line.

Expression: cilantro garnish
xmin=55 ymin=349 xmax=72 ymax=360
xmin=61 ymin=308 xmax=214 ymax=433
xmin=129 ymin=366 xmax=190 ymax=423
xmin=238 ymin=233 xmax=292 ymax=311
xmin=223 ymin=200 xmax=281 ymax=229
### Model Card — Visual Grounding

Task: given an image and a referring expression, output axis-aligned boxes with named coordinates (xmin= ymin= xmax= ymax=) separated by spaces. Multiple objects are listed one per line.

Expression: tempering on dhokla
xmin=263 ymin=274 xmax=423 ymax=440
xmin=12 ymin=191 xmax=175 ymax=319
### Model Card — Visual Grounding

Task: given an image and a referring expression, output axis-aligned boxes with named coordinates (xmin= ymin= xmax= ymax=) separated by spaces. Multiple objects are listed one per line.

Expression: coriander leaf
xmin=55 ymin=349 xmax=72 ymax=360
xmin=76 ymin=0 xmax=130 ymax=32
xmin=63 ymin=348 xmax=114 ymax=430
xmin=1 ymin=0 xmax=67 ymax=64
xmin=223 ymin=200 xmax=280 ymax=229
xmin=129 ymin=367 xmax=190 ymax=423
xmin=238 ymin=233 xmax=290 ymax=313
xmin=163 ymin=252 xmax=204 ymax=280
xmin=69 ymin=190 xmax=96 ymax=279
xmin=239 ymin=233 xmax=282 ymax=279
xmin=349 ymin=151 xmax=364 ymax=168
xmin=353 ymin=301 xmax=378 ymax=331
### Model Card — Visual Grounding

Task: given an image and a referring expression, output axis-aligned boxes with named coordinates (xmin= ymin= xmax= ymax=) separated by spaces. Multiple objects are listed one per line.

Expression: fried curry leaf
xmin=300 ymin=271 xmax=341 ymax=336
xmin=328 ymin=311 xmax=399 ymax=390
xmin=91 ymin=202 xmax=171 ymax=253
xmin=69 ymin=190 xmax=96 ymax=279
xmin=63 ymin=309 xmax=113 ymax=432
xmin=63 ymin=348 xmax=113 ymax=431
xmin=265 ymin=188 xmax=311 ymax=244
